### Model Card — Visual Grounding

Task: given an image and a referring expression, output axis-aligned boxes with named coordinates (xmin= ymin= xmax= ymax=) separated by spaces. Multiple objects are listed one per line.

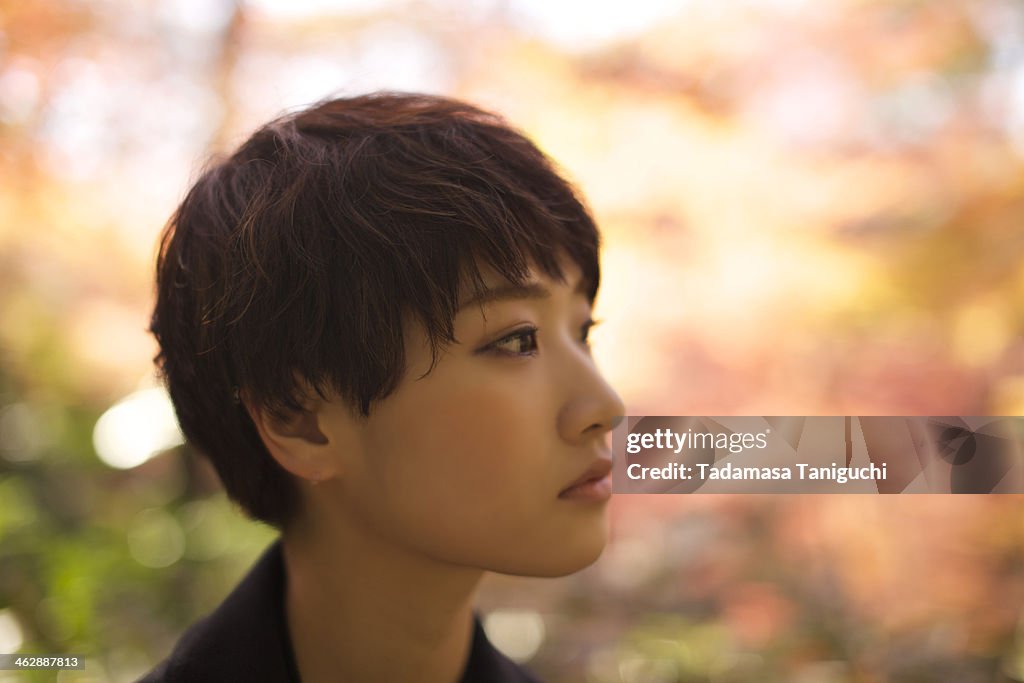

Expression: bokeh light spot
xmin=93 ymin=388 xmax=183 ymax=469
xmin=483 ymin=609 xmax=546 ymax=663
xmin=127 ymin=508 xmax=186 ymax=569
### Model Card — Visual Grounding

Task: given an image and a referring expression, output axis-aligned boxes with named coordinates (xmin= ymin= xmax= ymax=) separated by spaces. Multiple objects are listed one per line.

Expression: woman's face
xmin=314 ymin=259 xmax=625 ymax=577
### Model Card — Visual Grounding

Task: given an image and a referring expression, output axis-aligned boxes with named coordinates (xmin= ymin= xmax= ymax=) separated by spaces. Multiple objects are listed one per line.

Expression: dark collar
xmin=139 ymin=540 xmax=541 ymax=682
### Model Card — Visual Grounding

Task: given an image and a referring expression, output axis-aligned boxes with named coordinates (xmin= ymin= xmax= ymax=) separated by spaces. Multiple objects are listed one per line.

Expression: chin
xmin=526 ymin=547 xmax=607 ymax=578
xmin=492 ymin=527 xmax=609 ymax=578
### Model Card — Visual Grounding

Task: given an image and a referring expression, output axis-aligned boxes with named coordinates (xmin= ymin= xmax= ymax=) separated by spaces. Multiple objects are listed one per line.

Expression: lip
xmin=558 ymin=458 xmax=613 ymax=501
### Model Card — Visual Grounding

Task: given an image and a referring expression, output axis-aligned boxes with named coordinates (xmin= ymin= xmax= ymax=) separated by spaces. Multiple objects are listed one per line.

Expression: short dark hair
xmin=150 ymin=92 xmax=601 ymax=528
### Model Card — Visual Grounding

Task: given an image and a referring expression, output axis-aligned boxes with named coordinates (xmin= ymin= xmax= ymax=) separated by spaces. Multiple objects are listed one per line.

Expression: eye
xmin=486 ymin=326 xmax=539 ymax=356
xmin=581 ymin=318 xmax=601 ymax=348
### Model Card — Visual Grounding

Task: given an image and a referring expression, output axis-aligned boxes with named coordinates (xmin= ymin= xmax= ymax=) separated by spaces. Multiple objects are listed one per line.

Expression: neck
xmin=281 ymin=507 xmax=484 ymax=683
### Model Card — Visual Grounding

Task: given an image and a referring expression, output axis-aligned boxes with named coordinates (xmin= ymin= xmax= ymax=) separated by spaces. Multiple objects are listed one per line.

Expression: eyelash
xmin=483 ymin=319 xmax=600 ymax=357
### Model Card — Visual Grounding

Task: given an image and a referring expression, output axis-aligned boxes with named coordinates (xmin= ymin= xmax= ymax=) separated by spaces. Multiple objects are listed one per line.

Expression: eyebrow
xmin=458 ymin=278 xmax=589 ymax=310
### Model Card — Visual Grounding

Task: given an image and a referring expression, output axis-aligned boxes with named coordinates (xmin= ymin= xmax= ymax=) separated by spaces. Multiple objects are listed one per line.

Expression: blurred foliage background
xmin=2 ymin=0 xmax=1024 ymax=681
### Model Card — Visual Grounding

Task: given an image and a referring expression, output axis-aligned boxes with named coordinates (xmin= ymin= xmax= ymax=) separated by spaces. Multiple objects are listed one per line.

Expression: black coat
xmin=138 ymin=541 xmax=542 ymax=682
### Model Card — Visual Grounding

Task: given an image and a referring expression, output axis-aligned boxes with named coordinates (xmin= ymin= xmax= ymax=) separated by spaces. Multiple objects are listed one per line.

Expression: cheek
xmin=375 ymin=376 xmax=549 ymax=509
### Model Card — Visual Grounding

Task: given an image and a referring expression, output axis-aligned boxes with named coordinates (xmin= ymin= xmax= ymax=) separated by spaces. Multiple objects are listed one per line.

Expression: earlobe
xmin=241 ymin=390 xmax=338 ymax=482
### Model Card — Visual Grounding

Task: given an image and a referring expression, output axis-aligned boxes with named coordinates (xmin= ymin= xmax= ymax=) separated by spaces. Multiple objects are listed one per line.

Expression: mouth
xmin=558 ymin=458 xmax=613 ymax=502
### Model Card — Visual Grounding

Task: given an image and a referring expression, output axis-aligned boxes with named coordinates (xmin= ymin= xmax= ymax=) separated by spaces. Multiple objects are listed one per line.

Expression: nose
xmin=556 ymin=354 xmax=626 ymax=446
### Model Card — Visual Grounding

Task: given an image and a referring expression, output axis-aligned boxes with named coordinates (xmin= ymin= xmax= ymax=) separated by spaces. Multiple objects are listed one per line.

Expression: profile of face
xmin=298 ymin=258 xmax=625 ymax=577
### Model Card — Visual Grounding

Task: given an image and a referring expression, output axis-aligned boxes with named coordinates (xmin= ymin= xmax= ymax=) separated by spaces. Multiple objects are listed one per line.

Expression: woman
xmin=142 ymin=92 xmax=624 ymax=682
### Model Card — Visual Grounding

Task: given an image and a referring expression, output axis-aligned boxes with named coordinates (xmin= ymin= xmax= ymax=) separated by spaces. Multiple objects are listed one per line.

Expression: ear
xmin=241 ymin=385 xmax=340 ymax=484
